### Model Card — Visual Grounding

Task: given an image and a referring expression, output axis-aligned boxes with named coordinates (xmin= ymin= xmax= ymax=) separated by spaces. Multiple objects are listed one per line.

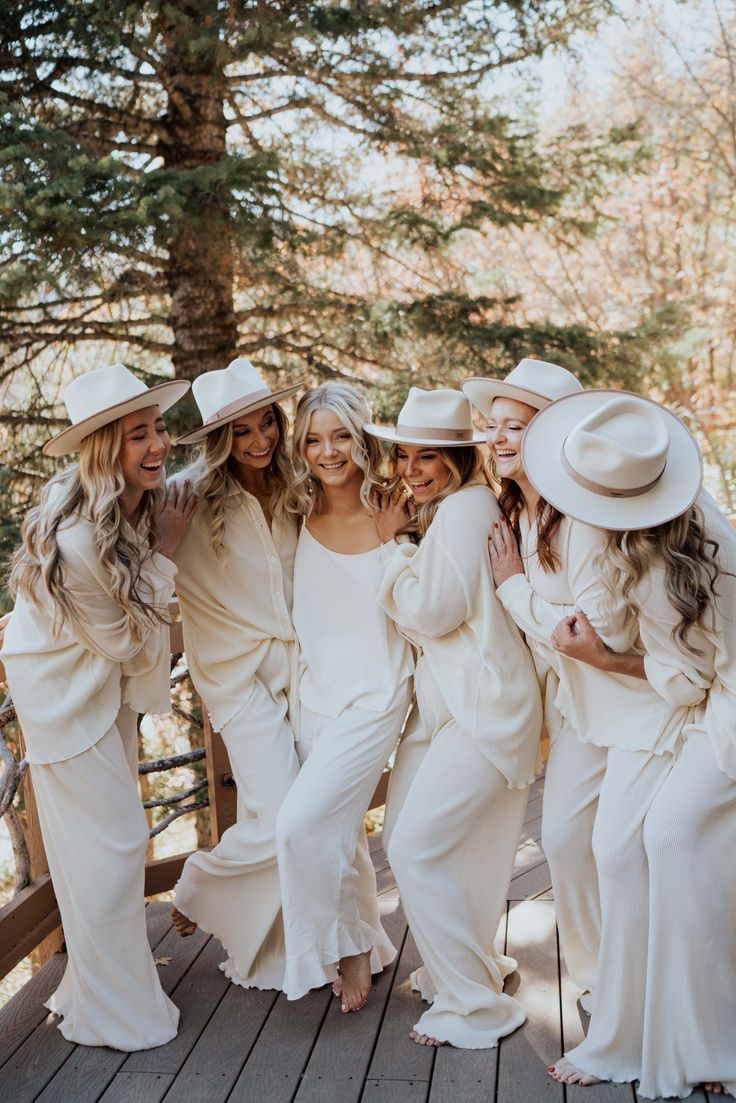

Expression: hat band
xmin=561 ymin=443 xmax=667 ymax=499
xmin=395 ymin=422 xmax=473 ymax=442
xmin=206 ymin=387 xmax=274 ymax=424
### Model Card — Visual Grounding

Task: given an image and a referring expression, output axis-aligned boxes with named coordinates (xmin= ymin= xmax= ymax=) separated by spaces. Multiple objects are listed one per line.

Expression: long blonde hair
xmin=390 ymin=444 xmax=491 ymax=540
xmin=8 ymin=421 xmax=166 ymax=641
xmin=287 ymin=383 xmax=386 ymax=516
xmin=599 ymin=504 xmax=724 ymax=653
xmin=184 ymin=403 xmax=292 ymax=557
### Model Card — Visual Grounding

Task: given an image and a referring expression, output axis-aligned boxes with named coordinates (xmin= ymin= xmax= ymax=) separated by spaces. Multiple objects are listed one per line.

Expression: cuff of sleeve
xmin=151 ymin=553 xmax=178 ymax=579
xmin=379 ymin=539 xmax=416 ymax=564
xmin=643 ymin=653 xmax=708 ymax=707
xmin=495 ymin=572 xmax=530 ymax=609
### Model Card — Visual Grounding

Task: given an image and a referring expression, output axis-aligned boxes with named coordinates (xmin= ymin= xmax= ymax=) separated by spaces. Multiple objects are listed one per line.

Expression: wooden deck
xmin=0 ymin=776 xmax=724 ymax=1103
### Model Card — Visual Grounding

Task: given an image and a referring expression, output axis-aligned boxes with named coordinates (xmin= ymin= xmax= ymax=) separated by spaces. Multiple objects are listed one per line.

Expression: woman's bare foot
xmin=548 ymin=1057 xmax=602 ymax=1086
xmin=704 ymin=1084 xmax=724 ymax=1095
xmin=409 ymin=1031 xmax=447 ymax=1047
xmin=332 ymin=974 xmax=343 ymax=998
xmin=338 ymin=949 xmax=372 ymax=1012
xmin=170 ymin=905 xmax=197 ymax=937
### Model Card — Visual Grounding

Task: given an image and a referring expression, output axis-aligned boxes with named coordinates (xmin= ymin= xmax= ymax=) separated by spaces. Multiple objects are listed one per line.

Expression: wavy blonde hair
xmin=286 ymin=383 xmax=387 ymax=517
xmin=390 ymin=444 xmax=491 ymax=540
xmin=598 ymin=504 xmax=724 ymax=654
xmin=183 ymin=403 xmax=293 ymax=557
xmin=8 ymin=420 xmax=166 ymax=641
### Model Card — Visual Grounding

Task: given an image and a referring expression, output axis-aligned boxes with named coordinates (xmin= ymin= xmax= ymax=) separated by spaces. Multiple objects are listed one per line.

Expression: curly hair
xmin=286 ymin=383 xmax=387 ymax=516
xmin=182 ymin=403 xmax=293 ymax=557
xmin=496 ymin=479 xmax=564 ymax=573
xmin=8 ymin=420 xmax=166 ymax=641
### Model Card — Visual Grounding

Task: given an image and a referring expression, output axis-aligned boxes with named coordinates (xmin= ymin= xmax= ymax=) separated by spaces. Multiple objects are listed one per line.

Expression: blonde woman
xmin=366 ymin=387 xmax=543 ymax=1049
xmin=169 ymin=358 xmax=303 ymax=991
xmin=275 ymin=382 xmax=414 ymax=1011
xmin=2 ymin=363 xmax=192 ymax=1050
xmin=518 ymin=391 xmax=735 ymax=1100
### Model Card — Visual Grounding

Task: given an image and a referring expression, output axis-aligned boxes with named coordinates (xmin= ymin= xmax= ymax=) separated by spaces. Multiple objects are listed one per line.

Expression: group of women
xmin=1 ymin=353 xmax=734 ymax=1100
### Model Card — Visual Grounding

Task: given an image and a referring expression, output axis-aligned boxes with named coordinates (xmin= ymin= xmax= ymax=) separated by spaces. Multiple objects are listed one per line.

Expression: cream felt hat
xmin=43 ymin=363 xmax=190 ymax=457
xmin=461 ymin=358 xmax=582 ymax=418
xmin=363 ymin=387 xmax=486 ymax=447
xmin=176 ymin=358 xmax=302 ymax=445
xmin=522 ymin=390 xmax=703 ymax=531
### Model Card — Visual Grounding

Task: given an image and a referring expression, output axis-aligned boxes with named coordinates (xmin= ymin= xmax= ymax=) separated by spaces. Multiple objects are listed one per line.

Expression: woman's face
xmin=230 ymin=405 xmax=280 ymax=471
xmin=118 ymin=405 xmax=171 ymax=493
xmin=304 ymin=407 xmax=361 ymax=487
xmin=395 ymin=444 xmax=451 ymax=503
xmin=485 ymin=397 xmax=537 ymax=483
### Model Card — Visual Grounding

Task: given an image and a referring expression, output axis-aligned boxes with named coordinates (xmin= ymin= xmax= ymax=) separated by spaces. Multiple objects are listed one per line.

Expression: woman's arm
xmin=551 ymin=611 xmax=646 ymax=678
xmin=489 ymin=517 xmax=574 ymax=643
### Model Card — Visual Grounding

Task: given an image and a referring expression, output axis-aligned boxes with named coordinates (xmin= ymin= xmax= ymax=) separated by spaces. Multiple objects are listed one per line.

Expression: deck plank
xmin=294 ymin=903 xmax=408 ymax=1103
xmin=362 ymin=1080 xmax=429 ymax=1101
xmin=496 ymin=900 xmax=563 ymax=1103
xmin=364 ymin=930 xmax=434 ymax=1085
xmin=97 ymin=1071 xmax=175 ymax=1102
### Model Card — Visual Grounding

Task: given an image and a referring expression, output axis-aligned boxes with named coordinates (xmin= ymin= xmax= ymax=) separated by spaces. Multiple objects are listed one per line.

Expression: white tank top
xmin=292 ymin=526 xmax=414 ymax=718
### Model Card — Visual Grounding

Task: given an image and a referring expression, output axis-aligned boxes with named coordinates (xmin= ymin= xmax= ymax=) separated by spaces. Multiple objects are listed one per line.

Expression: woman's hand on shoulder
xmin=488 ymin=515 xmax=524 ymax=587
xmin=159 ymin=479 xmax=198 ymax=559
xmin=370 ymin=485 xmax=416 ymax=544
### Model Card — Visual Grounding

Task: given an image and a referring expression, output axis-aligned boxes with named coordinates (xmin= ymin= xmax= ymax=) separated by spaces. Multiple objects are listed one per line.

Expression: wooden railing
xmin=0 ymin=610 xmax=391 ymax=981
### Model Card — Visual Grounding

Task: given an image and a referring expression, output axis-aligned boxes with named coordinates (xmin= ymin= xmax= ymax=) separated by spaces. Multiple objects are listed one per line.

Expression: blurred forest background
xmin=1 ymin=0 xmax=735 ymax=965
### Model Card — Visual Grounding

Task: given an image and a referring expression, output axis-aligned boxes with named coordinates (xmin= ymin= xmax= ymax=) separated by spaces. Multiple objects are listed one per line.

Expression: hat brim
xmin=363 ymin=423 xmax=487 ymax=447
xmin=176 ymin=383 xmax=303 ymax=445
xmin=521 ymin=389 xmax=703 ymax=531
xmin=461 ymin=377 xmax=551 ymax=418
xmin=43 ymin=379 xmax=191 ymax=457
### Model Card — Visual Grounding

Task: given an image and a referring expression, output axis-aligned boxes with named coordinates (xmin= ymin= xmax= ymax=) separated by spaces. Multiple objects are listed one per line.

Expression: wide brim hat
xmin=522 ymin=389 xmax=703 ymax=531
xmin=176 ymin=357 xmax=302 ymax=445
xmin=461 ymin=358 xmax=583 ymax=418
xmin=364 ymin=386 xmax=486 ymax=447
xmin=44 ymin=364 xmax=190 ymax=457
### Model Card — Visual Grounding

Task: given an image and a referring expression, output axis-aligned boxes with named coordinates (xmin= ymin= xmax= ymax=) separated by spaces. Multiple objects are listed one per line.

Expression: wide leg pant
xmin=566 ymin=734 xmax=736 ymax=1099
xmin=174 ymin=649 xmax=300 ymax=990
xmin=275 ymin=685 xmax=411 ymax=1000
xmin=385 ymin=661 xmax=529 ymax=1048
xmin=542 ymin=721 xmax=606 ymax=995
xmin=31 ymin=707 xmax=179 ymax=1050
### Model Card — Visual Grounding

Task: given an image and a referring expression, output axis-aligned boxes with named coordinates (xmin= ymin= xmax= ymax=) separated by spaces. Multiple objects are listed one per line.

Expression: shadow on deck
xmin=0 ymin=775 xmax=721 ymax=1103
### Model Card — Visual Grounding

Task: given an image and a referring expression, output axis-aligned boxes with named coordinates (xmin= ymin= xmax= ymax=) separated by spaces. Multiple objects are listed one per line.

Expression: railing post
xmin=202 ymin=713 xmax=237 ymax=845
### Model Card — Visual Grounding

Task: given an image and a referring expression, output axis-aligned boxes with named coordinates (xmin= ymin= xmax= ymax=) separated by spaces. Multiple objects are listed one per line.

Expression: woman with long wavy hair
xmin=2 ymin=363 xmax=193 ymax=1050
xmin=366 ymin=387 xmax=543 ymax=1049
xmin=274 ymin=382 xmax=414 ymax=1012
xmin=168 ymin=358 xmax=304 ymax=992
xmin=518 ymin=390 xmax=735 ymax=1100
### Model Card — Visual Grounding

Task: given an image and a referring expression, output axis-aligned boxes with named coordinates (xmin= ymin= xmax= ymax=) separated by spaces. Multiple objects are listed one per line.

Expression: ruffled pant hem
xmin=283 ymin=919 xmax=396 ymax=1001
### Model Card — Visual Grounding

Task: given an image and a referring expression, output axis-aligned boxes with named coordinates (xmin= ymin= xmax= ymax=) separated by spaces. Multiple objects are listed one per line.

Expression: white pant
xmin=385 ymin=661 xmax=529 ymax=1048
xmin=174 ymin=651 xmax=300 ymax=990
xmin=567 ymin=735 xmax=736 ymax=1099
xmin=542 ymin=722 xmax=606 ymax=994
xmin=31 ymin=707 xmax=179 ymax=1050
xmin=275 ymin=687 xmax=410 ymax=1000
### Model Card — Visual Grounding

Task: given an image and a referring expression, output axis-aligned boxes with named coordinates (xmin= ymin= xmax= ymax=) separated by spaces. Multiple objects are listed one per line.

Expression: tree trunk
xmin=159 ymin=5 xmax=238 ymax=381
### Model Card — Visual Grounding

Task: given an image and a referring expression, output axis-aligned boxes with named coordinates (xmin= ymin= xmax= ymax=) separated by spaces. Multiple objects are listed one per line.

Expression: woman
xmin=169 ymin=357 xmax=303 ymax=991
xmin=465 ymin=357 xmax=627 ymax=1009
xmin=519 ymin=390 xmax=735 ymax=1099
xmin=275 ymin=382 xmax=414 ymax=1011
xmin=2 ymin=362 xmax=192 ymax=1050
xmin=366 ymin=386 xmax=543 ymax=1049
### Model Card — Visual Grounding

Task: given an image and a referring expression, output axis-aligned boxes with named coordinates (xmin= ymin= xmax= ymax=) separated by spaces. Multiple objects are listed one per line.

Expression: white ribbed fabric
xmin=277 ymin=528 xmax=414 ymax=999
xmin=385 ymin=659 xmax=528 ymax=1048
xmin=174 ymin=641 xmax=299 ymax=989
xmin=32 ymin=708 xmax=179 ymax=1050
xmin=292 ymin=528 xmax=414 ymax=718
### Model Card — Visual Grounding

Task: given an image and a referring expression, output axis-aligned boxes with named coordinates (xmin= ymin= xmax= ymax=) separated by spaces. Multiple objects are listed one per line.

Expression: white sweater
xmin=170 ymin=475 xmax=297 ymax=733
xmin=377 ymin=483 xmax=542 ymax=789
xmin=2 ymin=517 xmax=175 ymax=764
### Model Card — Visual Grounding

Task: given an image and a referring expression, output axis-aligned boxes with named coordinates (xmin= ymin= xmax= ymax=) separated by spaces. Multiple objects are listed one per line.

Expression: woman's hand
xmin=371 ymin=486 xmax=415 ymax=544
xmin=159 ymin=480 xmax=198 ymax=560
xmin=551 ymin=611 xmax=611 ymax=669
xmin=488 ymin=516 xmax=524 ymax=586
xmin=0 ymin=612 xmax=11 ymax=650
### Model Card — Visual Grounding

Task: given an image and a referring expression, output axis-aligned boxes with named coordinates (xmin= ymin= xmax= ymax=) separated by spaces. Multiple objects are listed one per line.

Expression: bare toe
xmin=409 ymin=1031 xmax=447 ymax=1047
xmin=170 ymin=906 xmax=197 ymax=937
xmin=338 ymin=950 xmax=372 ymax=1014
xmin=704 ymin=1085 xmax=724 ymax=1095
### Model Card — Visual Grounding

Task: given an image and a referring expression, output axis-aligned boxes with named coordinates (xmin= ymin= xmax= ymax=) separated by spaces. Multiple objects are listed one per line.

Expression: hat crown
xmin=191 ymin=358 xmax=272 ymax=424
xmin=64 ymin=363 xmax=149 ymax=425
xmin=563 ymin=396 xmax=670 ymax=493
xmin=503 ymin=359 xmax=583 ymax=404
xmin=397 ymin=387 xmax=475 ymax=438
